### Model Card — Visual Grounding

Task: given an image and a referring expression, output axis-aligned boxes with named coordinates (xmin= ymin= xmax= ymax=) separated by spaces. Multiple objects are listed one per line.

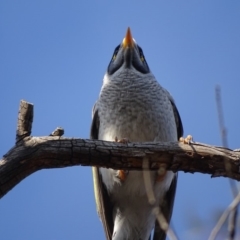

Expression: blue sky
xmin=0 ymin=1 xmax=240 ymax=239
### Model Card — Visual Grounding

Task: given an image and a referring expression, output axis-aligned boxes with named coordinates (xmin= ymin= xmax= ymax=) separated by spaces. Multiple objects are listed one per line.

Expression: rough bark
xmin=0 ymin=100 xmax=240 ymax=199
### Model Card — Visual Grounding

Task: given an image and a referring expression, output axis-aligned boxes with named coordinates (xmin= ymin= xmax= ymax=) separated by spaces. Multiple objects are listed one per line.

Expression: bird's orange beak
xmin=122 ymin=27 xmax=134 ymax=48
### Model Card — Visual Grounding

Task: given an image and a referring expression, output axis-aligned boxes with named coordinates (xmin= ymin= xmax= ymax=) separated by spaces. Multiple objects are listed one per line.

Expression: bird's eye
xmin=111 ymin=45 xmax=120 ymax=61
xmin=138 ymin=46 xmax=145 ymax=62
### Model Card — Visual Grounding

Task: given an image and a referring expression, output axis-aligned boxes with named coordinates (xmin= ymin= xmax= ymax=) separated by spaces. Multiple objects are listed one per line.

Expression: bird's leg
xmin=179 ymin=135 xmax=194 ymax=144
xmin=115 ymin=136 xmax=130 ymax=182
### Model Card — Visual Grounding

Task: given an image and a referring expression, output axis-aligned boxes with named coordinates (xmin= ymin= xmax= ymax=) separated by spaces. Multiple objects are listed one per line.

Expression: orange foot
xmin=116 ymin=170 xmax=129 ymax=182
xmin=115 ymin=136 xmax=130 ymax=181
xmin=179 ymin=135 xmax=194 ymax=144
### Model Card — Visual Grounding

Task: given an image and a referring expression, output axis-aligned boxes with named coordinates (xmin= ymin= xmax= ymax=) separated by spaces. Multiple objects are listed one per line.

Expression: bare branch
xmin=1 ymin=100 xmax=240 ymax=200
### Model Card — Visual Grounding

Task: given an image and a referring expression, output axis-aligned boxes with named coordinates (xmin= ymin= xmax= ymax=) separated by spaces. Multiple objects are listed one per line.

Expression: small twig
xmin=153 ymin=207 xmax=178 ymax=240
xmin=215 ymin=85 xmax=239 ymax=240
xmin=143 ymin=158 xmax=178 ymax=240
xmin=228 ymin=208 xmax=238 ymax=240
xmin=208 ymin=192 xmax=240 ymax=240
xmin=215 ymin=85 xmax=228 ymax=148
xmin=49 ymin=127 xmax=64 ymax=137
xmin=216 ymin=86 xmax=239 ymax=194
xmin=143 ymin=158 xmax=156 ymax=205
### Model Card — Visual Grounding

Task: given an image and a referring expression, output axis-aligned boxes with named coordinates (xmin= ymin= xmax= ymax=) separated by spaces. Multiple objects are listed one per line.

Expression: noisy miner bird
xmin=91 ymin=28 xmax=183 ymax=240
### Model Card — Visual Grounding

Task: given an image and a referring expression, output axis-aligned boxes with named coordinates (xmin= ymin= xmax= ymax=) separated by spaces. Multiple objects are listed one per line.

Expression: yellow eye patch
xmin=140 ymin=55 xmax=145 ymax=62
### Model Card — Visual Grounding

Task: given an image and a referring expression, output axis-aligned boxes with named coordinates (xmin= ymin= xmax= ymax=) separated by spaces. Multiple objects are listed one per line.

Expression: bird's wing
xmin=153 ymin=97 xmax=183 ymax=240
xmin=152 ymin=174 xmax=178 ymax=240
xmin=164 ymin=91 xmax=184 ymax=140
xmin=169 ymin=97 xmax=184 ymax=140
xmin=90 ymin=104 xmax=113 ymax=240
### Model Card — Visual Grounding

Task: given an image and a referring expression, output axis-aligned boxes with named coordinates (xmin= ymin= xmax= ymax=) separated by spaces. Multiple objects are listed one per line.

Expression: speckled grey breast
xmin=97 ymin=69 xmax=177 ymax=143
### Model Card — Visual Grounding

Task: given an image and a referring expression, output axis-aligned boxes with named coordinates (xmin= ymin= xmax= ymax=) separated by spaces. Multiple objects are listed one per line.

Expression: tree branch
xmin=16 ymin=100 xmax=33 ymax=143
xmin=1 ymin=100 xmax=240 ymax=199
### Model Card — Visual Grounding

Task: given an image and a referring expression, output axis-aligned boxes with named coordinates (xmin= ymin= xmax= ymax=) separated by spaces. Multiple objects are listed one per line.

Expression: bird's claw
xmin=179 ymin=135 xmax=194 ymax=144
xmin=115 ymin=137 xmax=130 ymax=143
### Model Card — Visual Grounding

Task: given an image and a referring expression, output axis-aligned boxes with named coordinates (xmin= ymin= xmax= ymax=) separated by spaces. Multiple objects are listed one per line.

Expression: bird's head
xmin=107 ymin=27 xmax=150 ymax=75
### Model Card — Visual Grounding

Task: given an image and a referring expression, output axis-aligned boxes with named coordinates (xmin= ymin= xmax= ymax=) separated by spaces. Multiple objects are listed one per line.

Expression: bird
xmin=90 ymin=27 xmax=183 ymax=240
